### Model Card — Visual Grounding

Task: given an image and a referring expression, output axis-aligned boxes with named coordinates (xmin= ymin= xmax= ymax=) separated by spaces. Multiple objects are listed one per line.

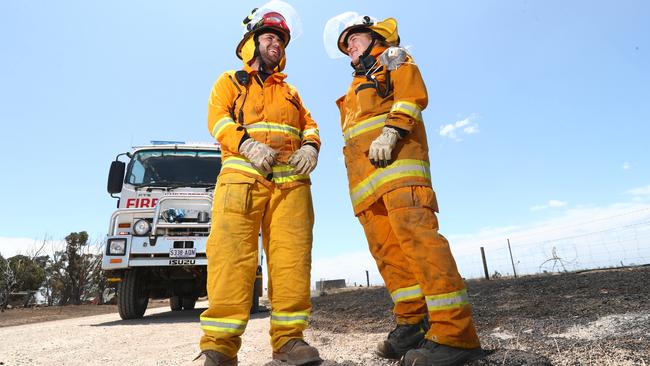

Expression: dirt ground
xmin=310 ymin=266 xmax=650 ymax=365
xmin=1 ymin=266 xmax=648 ymax=365
xmin=0 ymin=299 xmax=168 ymax=328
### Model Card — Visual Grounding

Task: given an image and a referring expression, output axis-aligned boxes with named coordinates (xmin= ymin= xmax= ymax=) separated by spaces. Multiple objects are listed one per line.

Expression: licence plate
xmin=169 ymin=248 xmax=196 ymax=258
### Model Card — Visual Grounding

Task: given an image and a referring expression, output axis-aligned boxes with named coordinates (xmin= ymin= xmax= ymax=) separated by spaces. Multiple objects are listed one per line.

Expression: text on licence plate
xmin=169 ymin=248 xmax=196 ymax=258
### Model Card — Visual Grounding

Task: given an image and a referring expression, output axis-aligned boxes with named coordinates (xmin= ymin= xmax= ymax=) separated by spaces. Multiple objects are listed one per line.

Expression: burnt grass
xmin=310 ymin=266 xmax=650 ymax=365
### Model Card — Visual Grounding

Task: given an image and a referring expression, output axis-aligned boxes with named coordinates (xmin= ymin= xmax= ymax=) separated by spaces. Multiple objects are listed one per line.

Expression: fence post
xmin=480 ymin=247 xmax=490 ymax=280
xmin=507 ymin=238 xmax=518 ymax=278
xmin=366 ymin=270 xmax=370 ymax=287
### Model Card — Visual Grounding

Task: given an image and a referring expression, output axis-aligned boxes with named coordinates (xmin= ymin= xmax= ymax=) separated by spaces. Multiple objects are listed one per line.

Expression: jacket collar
xmin=244 ymin=62 xmax=287 ymax=84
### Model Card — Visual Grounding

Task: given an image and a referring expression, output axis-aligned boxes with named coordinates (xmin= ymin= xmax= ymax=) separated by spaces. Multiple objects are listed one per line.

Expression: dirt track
xmin=1 ymin=266 xmax=648 ymax=365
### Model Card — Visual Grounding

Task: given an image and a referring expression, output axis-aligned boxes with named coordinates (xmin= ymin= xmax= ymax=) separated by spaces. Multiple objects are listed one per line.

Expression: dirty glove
xmin=239 ymin=138 xmax=277 ymax=174
xmin=288 ymin=144 xmax=318 ymax=175
xmin=369 ymin=127 xmax=400 ymax=168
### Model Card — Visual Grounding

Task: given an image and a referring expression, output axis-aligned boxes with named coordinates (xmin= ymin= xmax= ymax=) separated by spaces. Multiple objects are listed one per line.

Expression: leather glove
xmin=239 ymin=138 xmax=277 ymax=174
xmin=288 ymin=145 xmax=318 ymax=175
xmin=368 ymin=127 xmax=400 ymax=168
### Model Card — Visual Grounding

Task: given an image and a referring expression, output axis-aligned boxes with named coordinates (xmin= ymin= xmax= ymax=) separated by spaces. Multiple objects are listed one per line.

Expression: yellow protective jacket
xmin=336 ymin=46 xmax=436 ymax=215
xmin=208 ymin=64 xmax=320 ymax=189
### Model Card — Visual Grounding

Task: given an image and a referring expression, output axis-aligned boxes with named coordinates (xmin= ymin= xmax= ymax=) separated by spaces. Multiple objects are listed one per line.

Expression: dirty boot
xmin=376 ymin=321 xmax=427 ymax=359
xmin=272 ymin=338 xmax=322 ymax=365
xmin=191 ymin=350 xmax=238 ymax=366
xmin=401 ymin=340 xmax=485 ymax=366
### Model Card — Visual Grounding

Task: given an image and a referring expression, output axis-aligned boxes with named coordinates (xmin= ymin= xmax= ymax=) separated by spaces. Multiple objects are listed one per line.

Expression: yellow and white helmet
xmin=323 ymin=12 xmax=399 ymax=58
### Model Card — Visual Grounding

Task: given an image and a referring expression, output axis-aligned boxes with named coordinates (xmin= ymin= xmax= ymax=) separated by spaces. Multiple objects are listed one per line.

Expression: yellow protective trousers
xmin=199 ymin=173 xmax=314 ymax=357
xmin=357 ymin=186 xmax=480 ymax=349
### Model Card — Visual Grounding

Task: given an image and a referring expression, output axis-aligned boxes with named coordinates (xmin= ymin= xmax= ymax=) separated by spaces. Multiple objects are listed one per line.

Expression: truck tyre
xmin=170 ymin=296 xmax=182 ymax=311
xmin=118 ymin=270 xmax=149 ymax=320
xmin=182 ymin=297 xmax=197 ymax=310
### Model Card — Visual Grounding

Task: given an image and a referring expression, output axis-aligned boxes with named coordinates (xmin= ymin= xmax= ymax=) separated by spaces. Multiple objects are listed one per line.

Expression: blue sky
xmin=1 ymin=1 xmax=649 ymax=284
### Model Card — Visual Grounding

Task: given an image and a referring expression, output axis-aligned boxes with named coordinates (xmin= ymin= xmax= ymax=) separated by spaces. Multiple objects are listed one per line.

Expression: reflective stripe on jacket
xmin=336 ymin=46 xmax=435 ymax=214
xmin=208 ymin=66 xmax=320 ymax=189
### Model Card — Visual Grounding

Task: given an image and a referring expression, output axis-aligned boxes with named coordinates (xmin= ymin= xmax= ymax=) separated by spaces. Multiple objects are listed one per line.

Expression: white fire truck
xmin=101 ymin=141 xmax=262 ymax=319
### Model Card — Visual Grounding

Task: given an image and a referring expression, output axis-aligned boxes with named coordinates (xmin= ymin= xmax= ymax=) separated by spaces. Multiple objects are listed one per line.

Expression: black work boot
xmin=401 ymin=340 xmax=485 ymax=366
xmin=376 ymin=320 xmax=428 ymax=360
xmin=272 ymin=338 xmax=322 ymax=365
xmin=191 ymin=350 xmax=238 ymax=366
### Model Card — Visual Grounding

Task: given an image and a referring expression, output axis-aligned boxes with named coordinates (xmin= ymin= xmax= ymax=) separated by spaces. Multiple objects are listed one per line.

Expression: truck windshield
xmin=126 ymin=149 xmax=221 ymax=187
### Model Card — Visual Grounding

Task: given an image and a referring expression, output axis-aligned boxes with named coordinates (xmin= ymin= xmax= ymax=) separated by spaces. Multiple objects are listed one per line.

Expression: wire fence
xmin=454 ymin=213 xmax=650 ymax=279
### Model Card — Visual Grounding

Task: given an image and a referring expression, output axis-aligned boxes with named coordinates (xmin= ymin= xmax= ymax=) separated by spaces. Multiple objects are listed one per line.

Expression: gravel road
xmin=0 ymin=301 xmax=395 ymax=366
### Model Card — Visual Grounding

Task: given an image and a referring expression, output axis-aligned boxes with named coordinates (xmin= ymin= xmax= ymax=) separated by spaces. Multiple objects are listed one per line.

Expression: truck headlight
xmin=107 ymin=238 xmax=126 ymax=255
xmin=133 ymin=219 xmax=151 ymax=236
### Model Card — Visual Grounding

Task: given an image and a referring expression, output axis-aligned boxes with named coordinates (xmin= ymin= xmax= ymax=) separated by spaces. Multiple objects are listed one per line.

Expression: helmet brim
xmin=337 ymin=24 xmax=372 ymax=55
xmin=236 ymin=26 xmax=291 ymax=60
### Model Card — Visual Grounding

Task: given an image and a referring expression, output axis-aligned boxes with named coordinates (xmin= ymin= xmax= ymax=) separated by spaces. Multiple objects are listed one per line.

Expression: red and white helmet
xmin=236 ymin=0 xmax=302 ymax=61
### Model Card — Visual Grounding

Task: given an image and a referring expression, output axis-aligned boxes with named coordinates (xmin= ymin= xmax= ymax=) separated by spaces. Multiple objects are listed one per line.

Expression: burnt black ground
xmin=310 ymin=266 xmax=650 ymax=365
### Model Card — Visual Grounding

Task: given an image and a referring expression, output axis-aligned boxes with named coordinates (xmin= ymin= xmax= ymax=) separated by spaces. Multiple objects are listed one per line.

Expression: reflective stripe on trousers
xmin=200 ymin=317 xmax=247 ymax=335
xmin=350 ymin=159 xmax=431 ymax=207
xmin=270 ymin=311 xmax=310 ymax=326
xmin=391 ymin=284 xmax=424 ymax=303
xmin=426 ymin=289 xmax=469 ymax=312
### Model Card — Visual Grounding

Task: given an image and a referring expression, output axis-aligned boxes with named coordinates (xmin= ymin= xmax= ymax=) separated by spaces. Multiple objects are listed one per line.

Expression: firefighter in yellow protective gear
xmin=327 ymin=13 xmax=484 ymax=366
xmin=195 ymin=3 xmax=321 ymax=366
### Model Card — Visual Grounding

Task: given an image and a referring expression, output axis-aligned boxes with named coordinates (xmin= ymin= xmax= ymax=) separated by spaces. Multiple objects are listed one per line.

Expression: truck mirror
xmin=107 ymin=161 xmax=126 ymax=194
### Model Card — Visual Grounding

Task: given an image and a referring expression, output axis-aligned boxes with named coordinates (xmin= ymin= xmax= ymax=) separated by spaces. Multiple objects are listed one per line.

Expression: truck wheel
xmin=169 ymin=296 xmax=182 ymax=311
xmin=182 ymin=297 xmax=197 ymax=310
xmin=118 ymin=270 xmax=149 ymax=320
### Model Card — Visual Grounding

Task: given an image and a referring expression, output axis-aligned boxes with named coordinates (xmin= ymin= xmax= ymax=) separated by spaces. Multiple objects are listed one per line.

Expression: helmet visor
xmin=247 ymin=0 xmax=302 ymax=42
xmin=323 ymin=12 xmax=377 ymax=59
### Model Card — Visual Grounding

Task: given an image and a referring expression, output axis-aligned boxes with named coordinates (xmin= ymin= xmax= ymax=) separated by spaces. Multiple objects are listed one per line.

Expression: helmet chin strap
xmin=351 ymin=38 xmax=376 ymax=73
xmin=252 ymin=36 xmax=283 ymax=77
xmin=253 ymin=36 xmax=270 ymax=74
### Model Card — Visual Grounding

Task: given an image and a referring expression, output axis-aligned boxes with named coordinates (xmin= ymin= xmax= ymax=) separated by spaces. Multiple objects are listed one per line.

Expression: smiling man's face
xmin=257 ymin=32 xmax=285 ymax=70
xmin=346 ymin=32 xmax=373 ymax=65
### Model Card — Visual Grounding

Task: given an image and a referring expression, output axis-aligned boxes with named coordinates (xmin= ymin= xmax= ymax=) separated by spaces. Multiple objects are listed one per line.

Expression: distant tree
xmin=49 ymin=232 xmax=106 ymax=305
xmin=8 ymin=255 xmax=46 ymax=292
xmin=49 ymin=249 xmax=68 ymax=305
xmin=51 ymin=232 xmax=88 ymax=305
xmin=36 ymin=254 xmax=57 ymax=306
xmin=87 ymin=251 xmax=108 ymax=305
xmin=0 ymin=253 xmax=15 ymax=310
xmin=1 ymin=243 xmax=48 ymax=309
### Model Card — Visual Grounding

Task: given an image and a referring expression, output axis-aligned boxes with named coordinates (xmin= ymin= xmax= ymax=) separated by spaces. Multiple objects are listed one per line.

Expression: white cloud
xmin=447 ymin=202 xmax=650 ymax=278
xmin=623 ymin=162 xmax=632 ymax=171
xmin=627 ymin=185 xmax=650 ymax=197
xmin=439 ymin=114 xmax=480 ymax=141
xmin=463 ymin=125 xmax=479 ymax=134
xmin=0 ymin=237 xmax=66 ymax=258
xmin=530 ymin=199 xmax=567 ymax=211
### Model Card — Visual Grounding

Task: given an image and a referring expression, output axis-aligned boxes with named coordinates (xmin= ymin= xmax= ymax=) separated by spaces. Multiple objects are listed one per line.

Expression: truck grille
xmin=160 ymin=227 xmax=210 ymax=237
